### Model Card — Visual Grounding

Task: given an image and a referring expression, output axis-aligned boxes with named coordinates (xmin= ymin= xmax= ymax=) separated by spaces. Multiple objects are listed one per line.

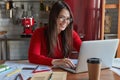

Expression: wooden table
xmin=52 ymin=68 xmax=120 ymax=80
xmin=0 ymin=60 xmax=120 ymax=80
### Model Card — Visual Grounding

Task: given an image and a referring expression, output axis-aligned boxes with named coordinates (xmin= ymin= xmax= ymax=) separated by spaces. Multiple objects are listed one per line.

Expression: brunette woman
xmin=28 ymin=1 xmax=82 ymax=68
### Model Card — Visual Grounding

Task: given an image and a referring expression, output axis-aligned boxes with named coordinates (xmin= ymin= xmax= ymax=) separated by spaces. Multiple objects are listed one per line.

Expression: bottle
xmin=6 ymin=1 xmax=10 ymax=10
xmin=40 ymin=0 xmax=45 ymax=11
xmin=6 ymin=0 xmax=13 ymax=10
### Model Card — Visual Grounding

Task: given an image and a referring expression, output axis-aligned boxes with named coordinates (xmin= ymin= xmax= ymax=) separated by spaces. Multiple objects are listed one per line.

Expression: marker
xmin=22 ymin=67 xmax=35 ymax=70
xmin=6 ymin=69 xmax=21 ymax=77
xmin=0 ymin=65 xmax=10 ymax=73
xmin=32 ymin=69 xmax=51 ymax=73
xmin=48 ymin=72 xmax=53 ymax=80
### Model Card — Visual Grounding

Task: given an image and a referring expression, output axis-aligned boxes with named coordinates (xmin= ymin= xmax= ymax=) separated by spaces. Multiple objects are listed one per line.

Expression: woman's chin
xmin=60 ymin=29 xmax=65 ymax=31
xmin=60 ymin=27 xmax=66 ymax=31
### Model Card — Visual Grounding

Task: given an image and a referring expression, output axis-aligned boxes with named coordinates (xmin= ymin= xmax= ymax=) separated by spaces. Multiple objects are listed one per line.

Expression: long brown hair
xmin=46 ymin=1 xmax=73 ymax=58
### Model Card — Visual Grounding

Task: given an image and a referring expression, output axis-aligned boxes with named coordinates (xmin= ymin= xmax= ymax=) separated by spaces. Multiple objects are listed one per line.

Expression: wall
xmin=0 ymin=0 xmax=60 ymax=60
xmin=0 ymin=0 xmax=40 ymax=60
xmin=0 ymin=0 xmax=118 ymax=60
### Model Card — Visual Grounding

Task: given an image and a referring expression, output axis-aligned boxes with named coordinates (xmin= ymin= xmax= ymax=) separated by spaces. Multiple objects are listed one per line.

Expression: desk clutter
xmin=0 ymin=61 xmax=67 ymax=80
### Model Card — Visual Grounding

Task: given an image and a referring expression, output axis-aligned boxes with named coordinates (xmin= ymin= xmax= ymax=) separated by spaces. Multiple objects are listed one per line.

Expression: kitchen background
xmin=0 ymin=0 xmax=118 ymax=60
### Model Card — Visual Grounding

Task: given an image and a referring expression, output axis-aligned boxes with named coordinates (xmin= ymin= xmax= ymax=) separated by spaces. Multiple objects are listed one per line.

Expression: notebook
xmin=31 ymin=72 xmax=67 ymax=80
xmin=60 ymin=39 xmax=119 ymax=73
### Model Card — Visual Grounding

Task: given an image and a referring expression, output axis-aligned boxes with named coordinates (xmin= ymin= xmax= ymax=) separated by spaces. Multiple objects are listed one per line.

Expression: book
xmin=0 ymin=64 xmax=10 ymax=73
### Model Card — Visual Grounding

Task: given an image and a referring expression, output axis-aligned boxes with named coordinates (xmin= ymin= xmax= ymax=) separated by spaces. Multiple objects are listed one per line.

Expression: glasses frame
xmin=57 ymin=16 xmax=72 ymax=23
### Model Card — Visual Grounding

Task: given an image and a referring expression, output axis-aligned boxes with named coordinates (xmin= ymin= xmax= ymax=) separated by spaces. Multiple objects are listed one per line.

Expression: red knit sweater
xmin=28 ymin=27 xmax=82 ymax=66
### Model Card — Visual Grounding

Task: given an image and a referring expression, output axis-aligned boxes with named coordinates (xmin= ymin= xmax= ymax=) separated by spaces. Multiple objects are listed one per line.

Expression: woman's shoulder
xmin=35 ymin=27 xmax=46 ymax=32
xmin=72 ymin=30 xmax=78 ymax=35
xmin=34 ymin=27 xmax=47 ymax=34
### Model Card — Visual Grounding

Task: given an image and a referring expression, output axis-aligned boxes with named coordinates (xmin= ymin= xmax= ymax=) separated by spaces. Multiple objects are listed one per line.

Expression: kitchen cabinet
xmin=101 ymin=0 xmax=120 ymax=57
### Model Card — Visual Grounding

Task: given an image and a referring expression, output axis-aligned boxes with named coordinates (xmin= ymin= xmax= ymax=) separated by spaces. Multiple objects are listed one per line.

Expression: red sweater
xmin=28 ymin=27 xmax=82 ymax=66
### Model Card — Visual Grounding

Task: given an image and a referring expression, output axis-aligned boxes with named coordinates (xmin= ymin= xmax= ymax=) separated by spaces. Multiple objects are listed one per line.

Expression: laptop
xmin=59 ymin=39 xmax=119 ymax=73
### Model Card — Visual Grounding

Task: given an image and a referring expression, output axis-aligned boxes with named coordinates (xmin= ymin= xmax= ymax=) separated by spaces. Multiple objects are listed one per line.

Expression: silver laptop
xmin=60 ymin=39 xmax=119 ymax=73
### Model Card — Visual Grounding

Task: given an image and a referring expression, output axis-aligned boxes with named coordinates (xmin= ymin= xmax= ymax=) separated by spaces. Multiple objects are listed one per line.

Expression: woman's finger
xmin=63 ymin=58 xmax=76 ymax=68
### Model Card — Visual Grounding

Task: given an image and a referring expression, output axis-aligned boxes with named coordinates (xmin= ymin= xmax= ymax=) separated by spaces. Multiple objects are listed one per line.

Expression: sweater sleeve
xmin=28 ymin=28 xmax=53 ymax=66
xmin=72 ymin=30 xmax=82 ymax=52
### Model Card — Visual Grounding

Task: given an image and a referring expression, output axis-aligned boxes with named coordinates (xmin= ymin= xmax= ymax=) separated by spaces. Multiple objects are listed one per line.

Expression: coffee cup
xmin=87 ymin=58 xmax=101 ymax=80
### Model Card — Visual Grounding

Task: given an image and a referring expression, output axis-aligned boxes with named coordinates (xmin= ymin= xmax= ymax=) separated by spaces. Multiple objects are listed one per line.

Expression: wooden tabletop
xmin=0 ymin=60 xmax=120 ymax=80
xmin=52 ymin=68 xmax=120 ymax=80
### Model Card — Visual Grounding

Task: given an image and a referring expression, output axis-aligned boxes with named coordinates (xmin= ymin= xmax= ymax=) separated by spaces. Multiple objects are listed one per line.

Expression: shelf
xmin=0 ymin=35 xmax=30 ymax=41
xmin=105 ymin=4 xmax=118 ymax=9
xmin=12 ymin=0 xmax=37 ymax=1
xmin=104 ymin=33 xmax=117 ymax=36
xmin=101 ymin=0 xmax=120 ymax=58
xmin=104 ymin=34 xmax=117 ymax=39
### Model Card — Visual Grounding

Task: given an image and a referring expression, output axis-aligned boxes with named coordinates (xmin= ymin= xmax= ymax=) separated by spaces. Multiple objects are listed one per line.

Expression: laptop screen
xmin=75 ymin=39 xmax=119 ymax=73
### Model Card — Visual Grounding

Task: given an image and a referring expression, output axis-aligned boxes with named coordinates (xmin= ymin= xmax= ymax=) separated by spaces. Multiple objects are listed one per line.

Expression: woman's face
xmin=57 ymin=8 xmax=71 ymax=33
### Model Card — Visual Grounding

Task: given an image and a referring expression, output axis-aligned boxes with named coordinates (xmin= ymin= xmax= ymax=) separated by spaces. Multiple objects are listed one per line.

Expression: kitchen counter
xmin=0 ymin=35 xmax=30 ymax=60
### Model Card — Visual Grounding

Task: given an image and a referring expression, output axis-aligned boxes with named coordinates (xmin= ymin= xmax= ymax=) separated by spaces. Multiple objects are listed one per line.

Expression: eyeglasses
xmin=57 ymin=16 xmax=72 ymax=22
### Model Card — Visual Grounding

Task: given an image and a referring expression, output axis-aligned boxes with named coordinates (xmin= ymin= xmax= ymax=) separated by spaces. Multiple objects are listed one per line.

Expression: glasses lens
xmin=58 ymin=16 xmax=71 ymax=22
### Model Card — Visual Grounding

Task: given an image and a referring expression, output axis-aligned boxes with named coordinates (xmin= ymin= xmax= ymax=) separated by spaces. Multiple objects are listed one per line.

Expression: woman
xmin=28 ymin=1 xmax=82 ymax=68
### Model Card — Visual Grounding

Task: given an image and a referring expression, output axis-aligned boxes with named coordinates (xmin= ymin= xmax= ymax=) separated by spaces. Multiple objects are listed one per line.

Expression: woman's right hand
xmin=52 ymin=58 xmax=76 ymax=69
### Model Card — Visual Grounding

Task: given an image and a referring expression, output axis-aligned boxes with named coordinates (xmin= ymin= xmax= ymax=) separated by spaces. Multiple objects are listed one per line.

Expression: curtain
xmin=64 ymin=0 xmax=102 ymax=41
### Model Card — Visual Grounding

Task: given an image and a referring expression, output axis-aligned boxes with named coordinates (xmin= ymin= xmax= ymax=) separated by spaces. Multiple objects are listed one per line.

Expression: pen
xmin=15 ymin=73 xmax=23 ymax=80
xmin=32 ymin=65 xmax=39 ymax=73
xmin=6 ymin=69 xmax=21 ymax=77
xmin=48 ymin=73 xmax=53 ymax=80
xmin=19 ymin=73 xmax=23 ymax=80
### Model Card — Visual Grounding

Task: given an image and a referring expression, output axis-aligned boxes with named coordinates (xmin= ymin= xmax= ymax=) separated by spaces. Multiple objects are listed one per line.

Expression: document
xmin=0 ymin=61 xmax=52 ymax=80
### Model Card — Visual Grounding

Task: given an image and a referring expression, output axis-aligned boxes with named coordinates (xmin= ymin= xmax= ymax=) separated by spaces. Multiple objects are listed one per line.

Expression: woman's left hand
xmin=52 ymin=58 xmax=76 ymax=69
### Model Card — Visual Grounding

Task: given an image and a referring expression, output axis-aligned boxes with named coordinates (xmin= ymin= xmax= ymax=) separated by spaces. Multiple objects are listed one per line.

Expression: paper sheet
xmin=110 ymin=67 xmax=120 ymax=76
xmin=0 ymin=61 xmax=52 ymax=80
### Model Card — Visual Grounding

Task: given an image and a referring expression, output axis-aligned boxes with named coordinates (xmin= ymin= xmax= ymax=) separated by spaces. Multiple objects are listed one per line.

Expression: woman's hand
xmin=52 ymin=58 xmax=76 ymax=69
